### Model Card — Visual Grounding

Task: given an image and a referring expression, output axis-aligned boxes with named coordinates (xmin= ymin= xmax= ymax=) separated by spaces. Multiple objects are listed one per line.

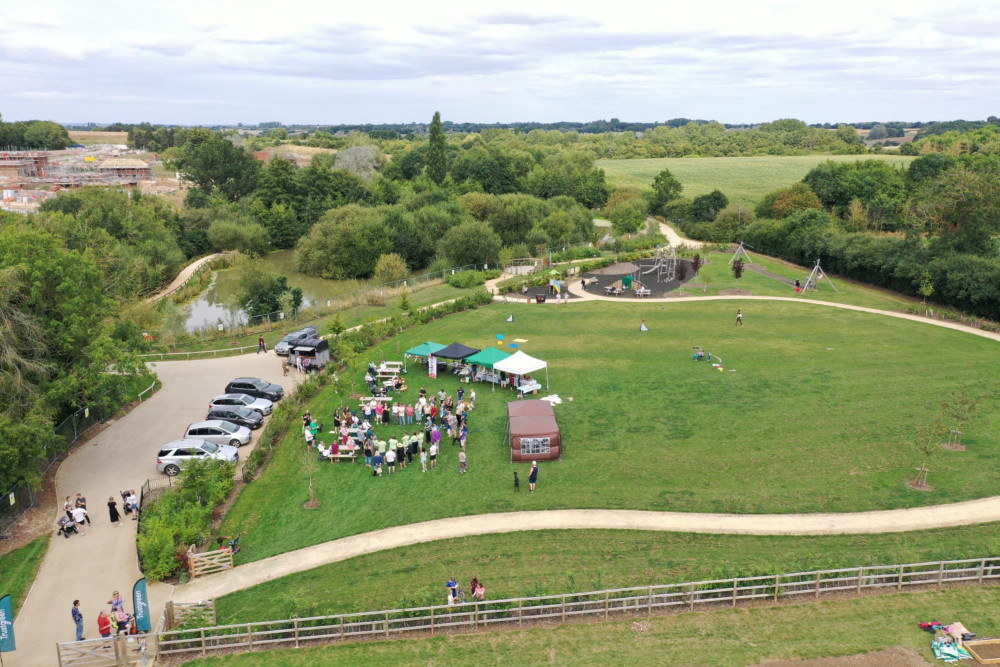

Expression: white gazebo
xmin=493 ymin=350 xmax=549 ymax=390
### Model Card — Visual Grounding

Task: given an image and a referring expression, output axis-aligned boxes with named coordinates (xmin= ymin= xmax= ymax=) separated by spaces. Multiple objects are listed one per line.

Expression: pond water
xmin=182 ymin=250 xmax=365 ymax=331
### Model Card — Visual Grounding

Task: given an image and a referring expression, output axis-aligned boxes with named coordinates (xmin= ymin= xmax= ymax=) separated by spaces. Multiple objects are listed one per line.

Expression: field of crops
xmin=597 ymin=155 xmax=915 ymax=205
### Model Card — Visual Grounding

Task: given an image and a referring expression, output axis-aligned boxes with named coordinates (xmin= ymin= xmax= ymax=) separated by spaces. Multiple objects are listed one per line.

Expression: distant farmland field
xmin=597 ymin=155 xmax=915 ymax=205
xmin=67 ymin=130 xmax=129 ymax=145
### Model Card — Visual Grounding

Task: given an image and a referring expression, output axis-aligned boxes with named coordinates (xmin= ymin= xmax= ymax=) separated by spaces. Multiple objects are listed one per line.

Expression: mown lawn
xmin=673 ymin=251 xmax=918 ymax=311
xmin=0 ymin=536 xmax=49 ymax=615
xmin=185 ymin=586 xmax=1000 ymax=666
xmin=597 ymin=155 xmax=914 ymax=204
xmin=215 ymin=524 xmax=1000 ymax=622
xmin=219 ymin=299 xmax=1000 ymax=562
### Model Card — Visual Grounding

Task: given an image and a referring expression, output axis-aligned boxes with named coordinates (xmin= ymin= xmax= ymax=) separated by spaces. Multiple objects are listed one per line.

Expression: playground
xmin=581 ymin=246 xmax=698 ymax=298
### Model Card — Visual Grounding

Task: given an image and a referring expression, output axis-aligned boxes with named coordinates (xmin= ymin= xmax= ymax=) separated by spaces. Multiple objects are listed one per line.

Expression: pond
xmin=182 ymin=250 xmax=367 ymax=331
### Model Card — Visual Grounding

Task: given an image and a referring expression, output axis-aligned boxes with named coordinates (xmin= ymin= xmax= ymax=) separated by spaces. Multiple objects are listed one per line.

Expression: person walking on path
xmin=528 ymin=461 xmax=539 ymax=492
xmin=75 ymin=493 xmax=91 ymax=525
xmin=736 ymin=309 xmax=743 ymax=326
xmin=72 ymin=600 xmax=85 ymax=641
xmin=257 ymin=336 xmax=267 ymax=354
xmin=107 ymin=496 xmax=122 ymax=526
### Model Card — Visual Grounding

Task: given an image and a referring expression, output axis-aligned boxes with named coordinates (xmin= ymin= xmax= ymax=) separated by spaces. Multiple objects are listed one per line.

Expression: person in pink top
xmin=406 ymin=403 xmax=414 ymax=425
xmin=375 ymin=403 xmax=384 ymax=423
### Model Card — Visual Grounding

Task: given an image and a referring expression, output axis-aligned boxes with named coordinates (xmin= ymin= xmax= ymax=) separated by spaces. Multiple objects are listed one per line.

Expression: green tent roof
xmin=465 ymin=346 xmax=512 ymax=369
xmin=406 ymin=341 xmax=446 ymax=358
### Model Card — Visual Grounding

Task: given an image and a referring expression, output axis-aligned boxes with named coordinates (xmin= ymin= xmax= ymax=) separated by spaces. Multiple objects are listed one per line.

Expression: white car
xmin=183 ymin=420 xmax=252 ymax=447
xmin=156 ymin=439 xmax=239 ymax=476
xmin=209 ymin=393 xmax=273 ymax=416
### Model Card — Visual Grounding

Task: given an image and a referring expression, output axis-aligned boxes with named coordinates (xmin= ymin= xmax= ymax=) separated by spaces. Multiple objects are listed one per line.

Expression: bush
xmin=448 ymin=269 xmax=501 ymax=288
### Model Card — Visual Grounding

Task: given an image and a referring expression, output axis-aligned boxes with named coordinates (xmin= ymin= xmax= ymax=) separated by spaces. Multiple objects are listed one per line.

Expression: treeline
xmin=666 ymin=152 xmax=1000 ymax=320
xmin=0 ymin=187 xmax=196 ymax=489
xmin=0 ymin=113 xmax=71 ymax=149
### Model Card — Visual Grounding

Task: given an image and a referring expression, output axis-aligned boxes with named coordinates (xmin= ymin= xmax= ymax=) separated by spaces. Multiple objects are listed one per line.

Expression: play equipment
xmin=801 ymin=259 xmax=839 ymax=293
xmin=641 ymin=244 xmax=678 ymax=283
xmin=729 ymin=241 xmax=753 ymax=265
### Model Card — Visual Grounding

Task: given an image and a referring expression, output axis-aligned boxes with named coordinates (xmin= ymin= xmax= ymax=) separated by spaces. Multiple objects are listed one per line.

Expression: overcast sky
xmin=2 ymin=0 xmax=997 ymax=126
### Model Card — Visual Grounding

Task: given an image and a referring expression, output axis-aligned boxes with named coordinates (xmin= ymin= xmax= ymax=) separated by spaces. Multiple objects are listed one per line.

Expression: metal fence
xmin=54 ymin=556 xmax=1000 ymax=664
xmin=1 ymin=379 xmax=157 ymax=538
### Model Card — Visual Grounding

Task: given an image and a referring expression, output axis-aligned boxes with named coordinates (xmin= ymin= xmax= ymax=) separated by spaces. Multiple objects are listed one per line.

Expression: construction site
xmin=0 ymin=144 xmax=178 ymax=213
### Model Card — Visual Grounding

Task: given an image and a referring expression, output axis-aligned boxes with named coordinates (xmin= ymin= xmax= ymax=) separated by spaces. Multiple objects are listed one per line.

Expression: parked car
xmin=209 ymin=393 xmax=273 ymax=416
xmin=225 ymin=377 xmax=283 ymax=401
xmin=183 ymin=420 xmax=253 ymax=447
xmin=206 ymin=406 xmax=264 ymax=430
xmin=274 ymin=327 xmax=319 ymax=356
xmin=156 ymin=439 xmax=239 ymax=476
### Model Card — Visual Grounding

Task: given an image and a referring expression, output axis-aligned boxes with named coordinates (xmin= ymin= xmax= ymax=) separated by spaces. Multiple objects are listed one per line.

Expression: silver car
xmin=209 ymin=393 xmax=273 ymax=416
xmin=183 ymin=420 xmax=252 ymax=447
xmin=156 ymin=439 xmax=239 ymax=477
xmin=274 ymin=327 xmax=319 ymax=356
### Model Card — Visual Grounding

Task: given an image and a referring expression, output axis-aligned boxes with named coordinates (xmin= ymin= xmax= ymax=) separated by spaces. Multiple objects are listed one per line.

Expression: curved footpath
xmin=144 ymin=252 xmax=227 ymax=303
xmin=177 ymin=497 xmax=1000 ymax=601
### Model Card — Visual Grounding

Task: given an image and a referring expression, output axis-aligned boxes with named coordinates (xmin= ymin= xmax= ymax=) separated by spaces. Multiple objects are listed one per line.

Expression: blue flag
xmin=0 ymin=594 xmax=15 ymax=652
xmin=132 ymin=578 xmax=151 ymax=633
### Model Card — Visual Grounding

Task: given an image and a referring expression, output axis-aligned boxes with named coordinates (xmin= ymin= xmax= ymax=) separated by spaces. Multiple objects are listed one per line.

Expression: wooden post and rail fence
xmin=54 ymin=556 xmax=1000 ymax=665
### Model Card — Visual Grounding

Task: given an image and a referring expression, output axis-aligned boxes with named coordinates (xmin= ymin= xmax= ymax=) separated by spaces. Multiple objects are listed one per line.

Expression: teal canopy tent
xmin=406 ymin=341 xmax=446 ymax=358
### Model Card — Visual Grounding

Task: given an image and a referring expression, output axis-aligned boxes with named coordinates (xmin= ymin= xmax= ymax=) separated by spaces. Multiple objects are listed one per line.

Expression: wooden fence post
xmin=200 ymin=629 xmax=207 ymax=657
xmin=774 ymin=575 xmax=780 ymax=602
xmin=605 ymin=591 xmax=609 ymax=618
xmin=814 ymin=572 xmax=821 ymax=598
xmin=430 ymin=608 xmax=435 ymax=635
xmin=648 ymin=586 xmax=653 ymax=615
xmin=165 ymin=601 xmax=175 ymax=630
xmin=688 ymin=583 xmax=695 ymax=611
xmin=980 ymin=559 xmax=986 ymax=584
xmin=732 ymin=579 xmax=738 ymax=607
xmin=562 ymin=594 xmax=566 ymax=623
xmin=938 ymin=562 xmax=944 ymax=589
xmin=474 ymin=603 xmax=479 ymax=628
xmin=294 ymin=619 xmax=299 ymax=648
xmin=246 ymin=624 xmax=253 ymax=650
xmin=897 ymin=565 xmax=904 ymax=590
xmin=857 ymin=567 xmax=863 ymax=594
xmin=385 ymin=612 xmax=390 ymax=638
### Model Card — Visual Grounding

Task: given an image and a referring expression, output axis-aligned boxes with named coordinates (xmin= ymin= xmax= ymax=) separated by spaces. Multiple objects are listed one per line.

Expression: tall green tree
xmin=648 ymin=167 xmax=683 ymax=214
xmin=426 ymin=111 xmax=448 ymax=185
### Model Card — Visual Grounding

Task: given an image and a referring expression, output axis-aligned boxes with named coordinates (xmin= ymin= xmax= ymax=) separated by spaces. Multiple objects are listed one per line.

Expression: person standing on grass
xmin=429 ymin=442 xmax=438 ymax=469
xmin=460 ymin=423 xmax=468 ymax=450
xmin=257 ymin=336 xmax=266 ymax=354
xmin=528 ymin=461 xmax=539 ymax=492
xmin=420 ymin=446 xmax=428 ymax=472
xmin=72 ymin=600 xmax=85 ymax=641
xmin=385 ymin=447 xmax=396 ymax=474
xmin=736 ymin=309 xmax=743 ymax=326
xmin=459 ymin=449 xmax=467 ymax=474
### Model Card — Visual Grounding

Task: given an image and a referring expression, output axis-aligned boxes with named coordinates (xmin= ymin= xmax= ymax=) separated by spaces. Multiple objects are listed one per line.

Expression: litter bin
xmin=535 ymin=295 xmax=546 ymax=304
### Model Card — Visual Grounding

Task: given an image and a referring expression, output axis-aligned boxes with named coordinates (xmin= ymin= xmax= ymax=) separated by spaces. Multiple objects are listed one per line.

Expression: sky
xmin=2 ymin=0 xmax=999 ymax=126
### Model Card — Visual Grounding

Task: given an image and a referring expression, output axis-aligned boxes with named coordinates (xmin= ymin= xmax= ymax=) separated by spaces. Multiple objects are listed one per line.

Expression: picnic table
xmin=604 ymin=285 xmax=623 ymax=296
xmin=517 ymin=381 xmax=542 ymax=397
xmin=359 ymin=396 xmax=393 ymax=405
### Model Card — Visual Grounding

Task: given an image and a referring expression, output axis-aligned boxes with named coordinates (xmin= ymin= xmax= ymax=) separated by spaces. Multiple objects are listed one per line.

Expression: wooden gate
xmin=56 ymin=635 xmax=149 ymax=666
xmin=187 ymin=545 xmax=234 ymax=578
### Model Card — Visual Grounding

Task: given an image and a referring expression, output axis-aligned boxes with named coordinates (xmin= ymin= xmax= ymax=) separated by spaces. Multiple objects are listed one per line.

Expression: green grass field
xmin=597 ymin=155 xmax=915 ymax=205
xmin=0 ymin=536 xmax=49 ymax=615
xmin=215 ymin=524 xmax=1000 ymax=622
xmin=220 ymin=298 xmax=1000 ymax=563
xmin=185 ymin=586 xmax=1000 ymax=666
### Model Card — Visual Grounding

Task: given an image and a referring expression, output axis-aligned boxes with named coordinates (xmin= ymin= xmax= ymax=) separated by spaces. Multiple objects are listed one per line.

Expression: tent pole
xmin=545 ymin=366 xmax=549 ymax=390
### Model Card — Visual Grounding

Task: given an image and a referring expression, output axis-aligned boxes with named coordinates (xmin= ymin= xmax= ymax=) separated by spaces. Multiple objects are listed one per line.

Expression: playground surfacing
xmin=582 ymin=257 xmax=697 ymax=297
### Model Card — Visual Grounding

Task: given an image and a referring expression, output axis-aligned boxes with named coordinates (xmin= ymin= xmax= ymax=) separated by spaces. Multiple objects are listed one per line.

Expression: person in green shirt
xmin=377 ymin=439 xmax=387 ymax=455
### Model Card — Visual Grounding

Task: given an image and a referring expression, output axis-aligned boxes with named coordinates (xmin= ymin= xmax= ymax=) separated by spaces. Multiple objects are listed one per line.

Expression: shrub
xmin=448 ymin=269 xmax=501 ymax=288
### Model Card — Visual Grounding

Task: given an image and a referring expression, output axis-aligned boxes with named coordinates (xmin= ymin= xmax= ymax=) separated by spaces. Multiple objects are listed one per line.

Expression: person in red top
xmin=98 ymin=610 xmax=113 ymax=638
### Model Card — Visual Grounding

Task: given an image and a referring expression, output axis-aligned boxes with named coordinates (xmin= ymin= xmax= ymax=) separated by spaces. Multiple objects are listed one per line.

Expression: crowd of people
xmin=446 ymin=576 xmax=487 ymax=604
xmin=70 ymin=589 xmax=135 ymax=643
xmin=306 ymin=373 xmax=477 ymax=479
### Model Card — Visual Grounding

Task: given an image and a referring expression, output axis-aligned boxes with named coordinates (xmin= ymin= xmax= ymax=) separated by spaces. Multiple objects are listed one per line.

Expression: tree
xmin=207 ymin=218 xmax=268 ymax=256
xmin=295 ymin=205 xmax=393 ymax=279
xmin=913 ymin=167 xmax=1000 ymax=255
xmin=335 ymin=145 xmax=381 ymax=180
xmin=233 ymin=260 xmax=290 ymax=319
xmin=731 ymin=258 xmax=745 ymax=280
xmin=648 ymin=167 xmax=683 ymax=214
xmin=940 ymin=385 xmax=983 ymax=449
xmin=606 ymin=195 xmax=646 ymax=235
xmin=438 ymin=220 xmax=502 ymax=267
xmin=690 ymin=190 xmax=729 ymax=222
xmin=868 ymin=124 xmax=888 ymax=141
xmin=426 ymin=111 xmax=447 ymax=185
xmin=374 ymin=253 xmax=409 ymax=285
xmin=181 ymin=135 xmax=261 ymax=201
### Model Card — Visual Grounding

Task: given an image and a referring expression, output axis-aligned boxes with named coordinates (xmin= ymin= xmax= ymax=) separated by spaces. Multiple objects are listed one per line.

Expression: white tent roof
xmin=493 ymin=350 xmax=548 ymax=375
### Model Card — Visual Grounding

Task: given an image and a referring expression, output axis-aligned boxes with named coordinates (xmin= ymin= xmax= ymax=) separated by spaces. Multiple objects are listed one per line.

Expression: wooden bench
xmin=359 ymin=396 xmax=393 ymax=404
xmin=635 ymin=288 xmax=651 ymax=298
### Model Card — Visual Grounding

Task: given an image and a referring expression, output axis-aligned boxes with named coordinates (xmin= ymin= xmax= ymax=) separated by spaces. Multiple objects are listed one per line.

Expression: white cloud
xmin=0 ymin=0 xmax=997 ymax=124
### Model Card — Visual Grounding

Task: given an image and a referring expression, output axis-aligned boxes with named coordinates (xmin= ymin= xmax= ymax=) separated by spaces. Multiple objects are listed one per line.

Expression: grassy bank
xmin=0 ymin=536 xmax=49 ymax=615
xmin=184 ymin=585 xmax=1000 ymax=666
